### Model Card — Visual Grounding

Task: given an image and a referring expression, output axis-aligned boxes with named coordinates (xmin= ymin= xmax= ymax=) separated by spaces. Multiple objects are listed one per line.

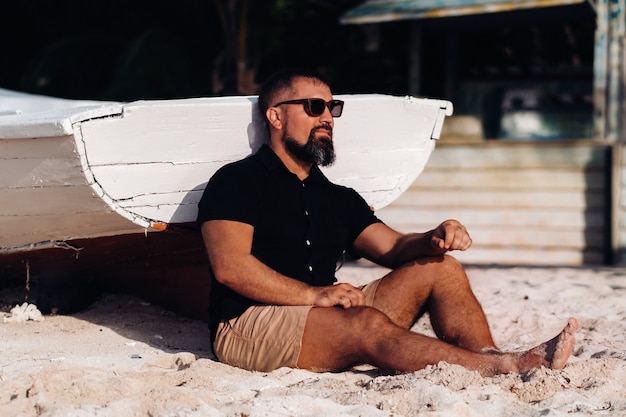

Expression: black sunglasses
xmin=273 ymin=98 xmax=344 ymax=117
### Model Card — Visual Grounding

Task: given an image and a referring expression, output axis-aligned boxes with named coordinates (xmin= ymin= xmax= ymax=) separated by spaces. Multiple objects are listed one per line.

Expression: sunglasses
xmin=273 ymin=98 xmax=344 ymax=117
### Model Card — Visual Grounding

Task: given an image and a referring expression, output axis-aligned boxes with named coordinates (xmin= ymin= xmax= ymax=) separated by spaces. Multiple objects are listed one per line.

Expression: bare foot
xmin=516 ymin=317 xmax=579 ymax=372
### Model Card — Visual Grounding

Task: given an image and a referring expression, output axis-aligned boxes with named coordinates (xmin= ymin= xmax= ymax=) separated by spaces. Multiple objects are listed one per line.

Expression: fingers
xmin=313 ymin=283 xmax=366 ymax=308
xmin=432 ymin=219 xmax=472 ymax=252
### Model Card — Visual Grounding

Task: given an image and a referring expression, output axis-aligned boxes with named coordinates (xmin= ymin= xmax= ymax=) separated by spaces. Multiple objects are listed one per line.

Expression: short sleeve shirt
xmin=197 ymin=144 xmax=382 ymax=323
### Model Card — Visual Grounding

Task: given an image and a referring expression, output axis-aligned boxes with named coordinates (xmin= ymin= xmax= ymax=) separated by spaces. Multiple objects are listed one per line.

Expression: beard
xmin=283 ymin=126 xmax=336 ymax=167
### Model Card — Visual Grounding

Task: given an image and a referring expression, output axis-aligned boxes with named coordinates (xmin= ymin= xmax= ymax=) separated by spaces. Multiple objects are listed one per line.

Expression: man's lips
xmin=313 ymin=126 xmax=332 ymax=136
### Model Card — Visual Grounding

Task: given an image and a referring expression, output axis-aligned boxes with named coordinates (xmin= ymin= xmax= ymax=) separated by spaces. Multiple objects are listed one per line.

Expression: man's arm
xmin=201 ymin=219 xmax=366 ymax=308
xmin=351 ymin=219 xmax=472 ymax=269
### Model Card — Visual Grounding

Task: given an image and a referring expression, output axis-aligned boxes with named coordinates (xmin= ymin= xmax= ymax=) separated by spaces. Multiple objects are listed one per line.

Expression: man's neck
xmin=269 ymin=143 xmax=312 ymax=181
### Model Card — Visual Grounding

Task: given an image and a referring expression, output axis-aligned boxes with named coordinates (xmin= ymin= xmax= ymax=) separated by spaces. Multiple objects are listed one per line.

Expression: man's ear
xmin=266 ymin=108 xmax=282 ymax=129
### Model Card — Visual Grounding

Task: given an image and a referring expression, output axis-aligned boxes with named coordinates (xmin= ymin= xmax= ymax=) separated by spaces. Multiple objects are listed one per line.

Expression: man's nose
xmin=320 ymin=106 xmax=334 ymax=124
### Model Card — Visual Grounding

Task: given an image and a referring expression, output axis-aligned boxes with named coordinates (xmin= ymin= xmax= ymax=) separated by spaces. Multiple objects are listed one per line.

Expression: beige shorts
xmin=213 ymin=278 xmax=381 ymax=372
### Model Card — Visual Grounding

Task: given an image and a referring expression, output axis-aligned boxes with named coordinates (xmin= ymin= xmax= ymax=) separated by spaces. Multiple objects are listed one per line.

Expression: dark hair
xmin=257 ymin=68 xmax=331 ymax=121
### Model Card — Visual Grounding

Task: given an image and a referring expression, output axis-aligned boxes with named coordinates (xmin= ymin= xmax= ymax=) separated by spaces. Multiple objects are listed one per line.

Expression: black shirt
xmin=197 ymin=144 xmax=381 ymax=330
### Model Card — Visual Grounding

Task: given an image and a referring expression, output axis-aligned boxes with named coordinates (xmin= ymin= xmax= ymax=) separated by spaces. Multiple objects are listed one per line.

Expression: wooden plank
xmin=413 ymin=169 xmax=605 ymax=191
xmin=391 ymin=189 xmax=604 ymax=209
xmin=611 ymin=142 xmax=622 ymax=263
xmin=0 ymin=136 xmax=77 ymax=158
xmin=452 ymin=247 xmax=603 ymax=266
xmin=0 ymin=157 xmax=88 ymax=189
xmin=0 ymin=186 xmax=109 ymax=216
xmin=0 ymin=211 xmax=143 ymax=248
xmin=430 ymin=142 xmax=609 ymax=169
xmin=619 ymin=166 xmax=626 ymax=186
xmin=89 ymin=162 xmax=226 ymax=200
xmin=323 ymin=147 xmax=434 ymax=182
xmin=380 ymin=221 xmax=604 ymax=249
xmin=616 ymin=189 xmax=626 ymax=208
xmin=613 ymin=213 xmax=626 ymax=236
xmin=377 ymin=207 xmax=605 ymax=229
xmin=79 ymin=96 xmax=266 ymax=166
xmin=0 ymin=103 xmax=122 ymax=139
xmin=468 ymin=229 xmax=606 ymax=249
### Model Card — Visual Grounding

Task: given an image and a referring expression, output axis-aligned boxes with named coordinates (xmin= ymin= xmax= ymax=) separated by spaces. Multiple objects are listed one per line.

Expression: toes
xmin=566 ymin=317 xmax=579 ymax=333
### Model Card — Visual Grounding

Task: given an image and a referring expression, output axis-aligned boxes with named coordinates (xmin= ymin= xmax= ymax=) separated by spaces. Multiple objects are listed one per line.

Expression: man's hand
xmin=430 ymin=219 xmax=472 ymax=252
xmin=311 ymin=283 xmax=366 ymax=309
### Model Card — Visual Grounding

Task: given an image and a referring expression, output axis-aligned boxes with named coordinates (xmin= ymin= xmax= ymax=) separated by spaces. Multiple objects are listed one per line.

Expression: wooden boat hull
xmin=0 ymin=90 xmax=452 ymax=252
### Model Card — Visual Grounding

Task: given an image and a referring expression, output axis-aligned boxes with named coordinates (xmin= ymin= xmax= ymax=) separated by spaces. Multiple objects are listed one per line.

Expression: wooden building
xmin=342 ymin=0 xmax=626 ymax=266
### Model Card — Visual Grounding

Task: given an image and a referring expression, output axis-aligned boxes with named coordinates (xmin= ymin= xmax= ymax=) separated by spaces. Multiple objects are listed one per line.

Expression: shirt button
xmin=308 ymin=265 xmax=313 ymax=272
xmin=305 ymin=240 xmax=311 ymax=246
xmin=304 ymin=210 xmax=309 ymax=216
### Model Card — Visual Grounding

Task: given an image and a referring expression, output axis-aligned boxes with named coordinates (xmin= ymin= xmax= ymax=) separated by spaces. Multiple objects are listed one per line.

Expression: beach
xmin=1 ymin=262 xmax=625 ymax=417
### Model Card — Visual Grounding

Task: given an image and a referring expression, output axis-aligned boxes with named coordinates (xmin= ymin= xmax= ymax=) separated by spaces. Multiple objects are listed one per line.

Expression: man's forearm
xmin=212 ymin=253 xmax=318 ymax=306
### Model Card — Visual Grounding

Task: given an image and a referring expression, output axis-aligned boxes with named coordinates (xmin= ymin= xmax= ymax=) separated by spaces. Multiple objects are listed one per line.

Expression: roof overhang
xmin=341 ymin=0 xmax=591 ymax=24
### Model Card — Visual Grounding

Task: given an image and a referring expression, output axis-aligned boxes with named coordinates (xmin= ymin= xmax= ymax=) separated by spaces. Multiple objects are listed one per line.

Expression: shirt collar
xmin=257 ymin=144 xmax=329 ymax=184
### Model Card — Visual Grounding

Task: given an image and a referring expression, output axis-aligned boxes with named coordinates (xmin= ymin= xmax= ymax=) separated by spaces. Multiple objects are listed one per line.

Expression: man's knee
xmin=420 ymin=255 xmax=474 ymax=296
xmin=343 ymin=306 xmax=394 ymax=335
xmin=440 ymin=254 xmax=465 ymax=273
xmin=400 ymin=254 xmax=469 ymax=291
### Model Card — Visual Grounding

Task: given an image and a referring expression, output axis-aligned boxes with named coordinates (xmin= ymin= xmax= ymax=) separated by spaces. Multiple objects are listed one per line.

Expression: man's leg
xmin=370 ymin=255 xmax=497 ymax=352
xmin=297 ymin=304 xmax=578 ymax=376
xmin=297 ymin=256 xmax=578 ymax=376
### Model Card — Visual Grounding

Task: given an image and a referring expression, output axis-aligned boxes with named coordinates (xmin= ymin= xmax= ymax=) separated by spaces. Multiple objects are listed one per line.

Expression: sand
xmin=1 ymin=262 xmax=625 ymax=417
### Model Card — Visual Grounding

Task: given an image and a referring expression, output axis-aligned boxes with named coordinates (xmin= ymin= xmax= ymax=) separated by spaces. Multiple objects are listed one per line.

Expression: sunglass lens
xmin=308 ymin=99 xmax=326 ymax=116
xmin=329 ymin=100 xmax=343 ymax=117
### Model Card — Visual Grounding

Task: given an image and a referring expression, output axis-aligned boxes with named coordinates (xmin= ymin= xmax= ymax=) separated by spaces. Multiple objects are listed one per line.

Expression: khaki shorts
xmin=213 ymin=278 xmax=381 ymax=372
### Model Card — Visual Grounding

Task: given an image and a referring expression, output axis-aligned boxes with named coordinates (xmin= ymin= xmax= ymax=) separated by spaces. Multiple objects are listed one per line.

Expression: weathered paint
xmin=0 ymin=90 xmax=452 ymax=251
xmin=594 ymin=0 xmax=610 ymax=139
xmin=341 ymin=0 xmax=586 ymax=24
xmin=607 ymin=0 xmax=625 ymax=141
xmin=613 ymin=143 xmax=626 ymax=263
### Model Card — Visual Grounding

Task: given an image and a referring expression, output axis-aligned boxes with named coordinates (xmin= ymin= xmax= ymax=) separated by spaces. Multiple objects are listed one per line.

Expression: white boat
xmin=0 ymin=88 xmax=452 ymax=253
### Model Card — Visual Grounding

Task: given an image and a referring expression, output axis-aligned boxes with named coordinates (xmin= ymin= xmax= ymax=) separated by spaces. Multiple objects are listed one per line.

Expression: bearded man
xmin=197 ymin=68 xmax=578 ymax=375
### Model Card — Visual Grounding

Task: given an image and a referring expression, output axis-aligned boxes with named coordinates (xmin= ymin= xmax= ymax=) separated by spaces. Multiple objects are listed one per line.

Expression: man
xmin=197 ymin=68 xmax=578 ymax=376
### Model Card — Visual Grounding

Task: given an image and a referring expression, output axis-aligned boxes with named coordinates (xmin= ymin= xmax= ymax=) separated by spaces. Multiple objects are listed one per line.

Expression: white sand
xmin=1 ymin=263 xmax=625 ymax=417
